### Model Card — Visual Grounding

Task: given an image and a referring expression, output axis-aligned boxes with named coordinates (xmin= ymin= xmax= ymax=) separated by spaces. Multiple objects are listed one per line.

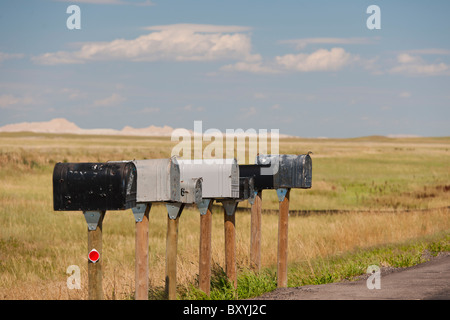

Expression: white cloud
xmin=220 ymin=60 xmax=279 ymax=74
xmin=0 ymin=52 xmax=25 ymax=63
xmin=93 ymin=93 xmax=125 ymax=107
xmin=390 ymin=53 xmax=450 ymax=76
xmin=275 ymin=47 xmax=356 ymax=72
xmin=280 ymin=37 xmax=377 ymax=50
xmin=33 ymin=24 xmax=258 ymax=65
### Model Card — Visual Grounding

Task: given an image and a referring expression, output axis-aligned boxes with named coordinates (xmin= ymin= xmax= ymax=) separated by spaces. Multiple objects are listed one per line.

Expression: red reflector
xmin=88 ymin=249 xmax=100 ymax=263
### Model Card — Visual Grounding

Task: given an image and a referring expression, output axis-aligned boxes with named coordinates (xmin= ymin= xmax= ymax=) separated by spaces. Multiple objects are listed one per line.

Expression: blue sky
xmin=0 ymin=0 xmax=449 ymax=138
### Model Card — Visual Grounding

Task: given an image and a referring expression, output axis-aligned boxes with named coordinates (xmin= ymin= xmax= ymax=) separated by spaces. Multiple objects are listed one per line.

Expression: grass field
xmin=0 ymin=132 xmax=449 ymax=299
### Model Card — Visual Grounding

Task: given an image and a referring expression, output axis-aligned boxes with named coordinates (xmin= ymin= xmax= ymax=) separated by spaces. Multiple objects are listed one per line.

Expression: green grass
xmin=176 ymin=232 xmax=450 ymax=300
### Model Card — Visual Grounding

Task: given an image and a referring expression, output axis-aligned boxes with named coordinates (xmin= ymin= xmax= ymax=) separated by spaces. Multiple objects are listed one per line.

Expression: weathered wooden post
xmin=222 ymin=200 xmax=238 ymax=288
xmin=250 ymin=190 xmax=262 ymax=271
xmin=53 ymin=162 xmax=137 ymax=300
xmin=276 ymin=188 xmax=290 ymax=288
xmin=85 ymin=210 xmax=105 ymax=300
xmin=198 ymin=199 xmax=214 ymax=295
xmin=132 ymin=203 xmax=151 ymax=300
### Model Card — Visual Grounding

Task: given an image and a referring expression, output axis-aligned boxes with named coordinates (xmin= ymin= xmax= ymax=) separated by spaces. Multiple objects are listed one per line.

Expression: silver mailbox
xmin=180 ymin=178 xmax=202 ymax=204
xmin=255 ymin=154 xmax=312 ymax=189
xmin=133 ymin=157 xmax=181 ymax=203
xmin=176 ymin=159 xmax=239 ymax=199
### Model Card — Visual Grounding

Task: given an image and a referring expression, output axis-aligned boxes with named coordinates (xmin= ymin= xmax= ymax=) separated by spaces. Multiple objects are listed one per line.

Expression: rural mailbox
xmin=132 ymin=158 xmax=181 ymax=203
xmin=256 ymin=154 xmax=312 ymax=189
xmin=239 ymin=154 xmax=312 ymax=191
xmin=53 ymin=161 xmax=137 ymax=212
xmin=176 ymin=159 xmax=239 ymax=199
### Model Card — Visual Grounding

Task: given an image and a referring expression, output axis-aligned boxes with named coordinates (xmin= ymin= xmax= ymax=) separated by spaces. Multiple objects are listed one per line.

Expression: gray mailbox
xmin=176 ymin=159 xmax=239 ymax=199
xmin=132 ymin=157 xmax=181 ymax=203
xmin=176 ymin=158 xmax=239 ymax=216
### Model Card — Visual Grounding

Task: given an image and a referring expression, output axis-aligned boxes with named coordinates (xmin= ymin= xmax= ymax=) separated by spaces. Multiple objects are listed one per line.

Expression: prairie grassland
xmin=0 ymin=133 xmax=449 ymax=299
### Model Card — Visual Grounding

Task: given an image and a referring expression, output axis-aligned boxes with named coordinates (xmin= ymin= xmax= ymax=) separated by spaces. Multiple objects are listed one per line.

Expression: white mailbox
xmin=132 ymin=157 xmax=181 ymax=203
xmin=177 ymin=159 xmax=239 ymax=199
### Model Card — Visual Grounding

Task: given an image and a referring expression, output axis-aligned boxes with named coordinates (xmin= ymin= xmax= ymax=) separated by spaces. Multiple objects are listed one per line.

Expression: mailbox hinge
xmin=132 ymin=203 xmax=151 ymax=223
xmin=197 ymin=199 xmax=212 ymax=216
xmin=83 ymin=211 xmax=105 ymax=231
xmin=276 ymin=188 xmax=289 ymax=202
xmin=220 ymin=199 xmax=238 ymax=216
xmin=166 ymin=202 xmax=185 ymax=220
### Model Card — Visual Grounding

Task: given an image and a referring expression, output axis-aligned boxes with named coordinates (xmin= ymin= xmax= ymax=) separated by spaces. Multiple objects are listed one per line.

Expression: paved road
xmin=256 ymin=254 xmax=450 ymax=300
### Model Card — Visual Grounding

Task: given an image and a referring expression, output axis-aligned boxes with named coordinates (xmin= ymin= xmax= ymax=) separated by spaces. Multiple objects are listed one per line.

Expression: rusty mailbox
xmin=53 ymin=162 xmax=137 ymax=212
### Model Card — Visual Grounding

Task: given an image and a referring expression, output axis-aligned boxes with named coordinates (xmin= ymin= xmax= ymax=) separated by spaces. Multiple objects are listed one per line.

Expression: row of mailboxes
xmin=53 ymin=154 xmax=312 ymax=212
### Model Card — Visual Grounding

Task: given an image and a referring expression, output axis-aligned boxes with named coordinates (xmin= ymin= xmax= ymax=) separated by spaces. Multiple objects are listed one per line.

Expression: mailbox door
xmin=180 ymin=178 xmax=202 ymax=204
xmin=53 ymin=162 xmax=137 ymax=211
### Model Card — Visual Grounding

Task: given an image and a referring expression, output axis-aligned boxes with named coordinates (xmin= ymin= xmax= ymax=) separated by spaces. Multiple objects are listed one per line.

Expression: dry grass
xmin=0 ymin=133 xmax=449 ymax=299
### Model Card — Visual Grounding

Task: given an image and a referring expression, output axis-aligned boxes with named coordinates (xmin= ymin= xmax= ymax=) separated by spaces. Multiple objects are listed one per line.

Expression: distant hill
xmin=0 ymin=118 xmax=296 ymax=138
xmin=0 ymin=118 xmax=177 ymax=136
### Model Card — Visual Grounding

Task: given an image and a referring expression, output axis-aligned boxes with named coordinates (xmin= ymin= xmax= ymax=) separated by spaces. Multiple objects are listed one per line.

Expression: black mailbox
xmin=53 ymin=162 xmax=137 ymax=211
xmin=240 ymin=154 xmax=312 ymax=190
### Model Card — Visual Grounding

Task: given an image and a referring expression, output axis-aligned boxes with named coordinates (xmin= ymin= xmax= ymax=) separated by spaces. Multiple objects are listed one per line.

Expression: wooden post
xmin=223 ymin=202 xmax=237 ymax=289
xmin=165 ymin=215 xmax=180 ymax=300
xmin=87 ymin=211 xmax=105 ymax=300
xmin=250 ymin=190 xmax=262 ymax=271
xmin=198 ymin=200 xmax=214 ymax=295
xmin=277 ymin=188 xmax=290 ymax=288
xmin=135 ymin=204 xmax=151 ymax=300
xmin=165 ymin=203 xmax=184 ymax=300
